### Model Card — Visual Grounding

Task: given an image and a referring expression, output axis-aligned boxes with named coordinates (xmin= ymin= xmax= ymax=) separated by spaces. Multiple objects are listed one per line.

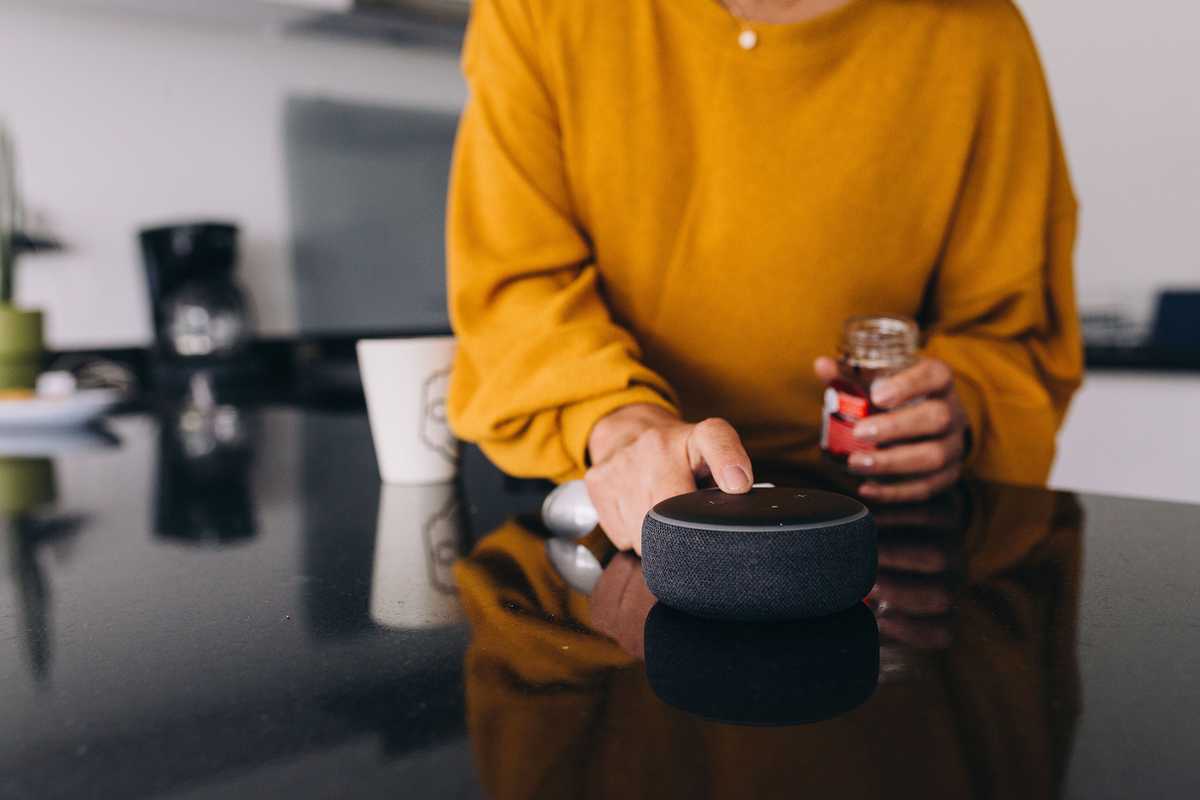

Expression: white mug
xmin=370 ymin=481 xmax=464 ymax=630
xmin=357 ymin=336 xmax=458 ymax=484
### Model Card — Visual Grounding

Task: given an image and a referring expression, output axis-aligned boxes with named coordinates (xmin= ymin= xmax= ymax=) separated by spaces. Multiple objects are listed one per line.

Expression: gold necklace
xmin=721 ymin=0 xmax=760 ymax=50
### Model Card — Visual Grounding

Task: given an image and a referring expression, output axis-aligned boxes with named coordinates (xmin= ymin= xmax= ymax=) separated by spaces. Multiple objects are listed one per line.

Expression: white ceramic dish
xmin=0 ymin=389 xmax=124 ymax=429
xmin=0 ymin=425 xmax=120 ymax=457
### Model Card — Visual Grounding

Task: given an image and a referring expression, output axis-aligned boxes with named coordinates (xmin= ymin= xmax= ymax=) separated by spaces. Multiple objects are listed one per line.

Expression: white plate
xmin=0 ymin=426 xmax=121 ymax=457
xmin=0 ymin=389 xmax=124 ymax=429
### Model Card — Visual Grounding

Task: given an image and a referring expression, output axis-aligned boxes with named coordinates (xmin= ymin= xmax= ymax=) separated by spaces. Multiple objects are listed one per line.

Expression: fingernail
xmin=722 ymin=465 xmax=751 ymax=493
xmin=858 ymin=482 xmax=879 ymax=496
xmin=853 ymin=422 xmax=878 ymax=440
xmin=849 ymin=453 xmax=875 ymax=472
xmin=871 ymin=380 xmax=896 ymax=407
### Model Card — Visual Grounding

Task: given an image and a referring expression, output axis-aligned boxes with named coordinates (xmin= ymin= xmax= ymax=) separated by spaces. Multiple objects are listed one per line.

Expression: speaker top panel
xmin=648 ymin=487 xmax=867 ymax=531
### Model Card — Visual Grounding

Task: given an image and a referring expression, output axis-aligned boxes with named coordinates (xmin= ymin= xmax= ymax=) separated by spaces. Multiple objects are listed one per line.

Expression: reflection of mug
xmin=370 ymin=482 xmax=465 ymax=630
xmin=357 ymin=336 xmax=457 ymax=484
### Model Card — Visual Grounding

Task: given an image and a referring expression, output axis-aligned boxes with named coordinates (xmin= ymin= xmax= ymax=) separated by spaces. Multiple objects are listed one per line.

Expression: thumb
xmin=813 ymin=356 xmax=839 ymax=384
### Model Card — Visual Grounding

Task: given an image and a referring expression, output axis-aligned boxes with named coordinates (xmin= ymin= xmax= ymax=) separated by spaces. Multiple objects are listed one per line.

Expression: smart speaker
xmin=642 ymin=486 xmax=876 ymax=621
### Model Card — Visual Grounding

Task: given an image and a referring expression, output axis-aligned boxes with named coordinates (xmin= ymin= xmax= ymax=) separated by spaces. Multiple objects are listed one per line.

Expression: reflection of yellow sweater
xmin=454 ymin=483 xmax=1082 ymax=800
xmin=447 ymin=0 xmax=1082 ymax=484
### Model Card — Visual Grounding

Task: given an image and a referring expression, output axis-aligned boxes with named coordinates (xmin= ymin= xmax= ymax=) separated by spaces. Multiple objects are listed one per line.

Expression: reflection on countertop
xmin=1 ymin=405 xmax=1199 ymax=798
xmin=0 ymin=409 xmax=478 ymax=799
xmin=455 ymin=481 xmax=1083 ymax=799
xmin=1 ymin=425 xmax=114 ymax=689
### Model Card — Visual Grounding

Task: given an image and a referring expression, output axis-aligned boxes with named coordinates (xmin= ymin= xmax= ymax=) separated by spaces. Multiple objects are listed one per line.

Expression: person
xmin=446 ymin=0 xmax=1083 ymax=553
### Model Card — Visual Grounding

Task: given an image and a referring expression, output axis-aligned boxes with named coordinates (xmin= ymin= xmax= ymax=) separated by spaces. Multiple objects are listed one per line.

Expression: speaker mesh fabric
xmin=642 ymin=510 xmax=876 ymax=621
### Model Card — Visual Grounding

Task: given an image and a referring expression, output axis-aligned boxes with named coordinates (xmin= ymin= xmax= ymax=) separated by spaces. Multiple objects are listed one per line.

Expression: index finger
xmin=871 ymin=358 xmax=954 ymax=409
xmin=686 ymin=417 xmax=754 ymax=493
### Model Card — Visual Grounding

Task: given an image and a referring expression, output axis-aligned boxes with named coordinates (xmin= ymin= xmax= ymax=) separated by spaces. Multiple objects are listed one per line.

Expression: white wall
xmin=0 ymin=0 xmax=465 ymax=348
xmin=1022 ymin=0 xmax=1200 ymax=503
xmin=1020 ymin=0 xmax=1200 ymax=321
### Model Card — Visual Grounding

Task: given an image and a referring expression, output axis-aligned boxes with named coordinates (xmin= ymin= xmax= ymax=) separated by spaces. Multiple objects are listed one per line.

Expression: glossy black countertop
xmin=2 ymin=407 xmax=1199 ymax=799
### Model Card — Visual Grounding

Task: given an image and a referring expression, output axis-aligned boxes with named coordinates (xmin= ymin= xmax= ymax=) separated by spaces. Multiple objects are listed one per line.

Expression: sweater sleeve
xmin=445 ymin=0 xmax=678 ymax=481
xmin=921 ymin=12 xmax=1083 ymax=485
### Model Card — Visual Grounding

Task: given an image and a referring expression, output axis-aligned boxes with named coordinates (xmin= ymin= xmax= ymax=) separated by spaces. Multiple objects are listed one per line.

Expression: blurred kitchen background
xmin=0 ymin=0 xmax=1197 ymax=502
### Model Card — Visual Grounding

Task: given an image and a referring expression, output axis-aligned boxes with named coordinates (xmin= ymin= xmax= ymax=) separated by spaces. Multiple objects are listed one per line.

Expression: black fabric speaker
xmin=644 ymin=602 xmax=880 ymax=726
xmin=642 ymin=487 xmax=876 ymax=621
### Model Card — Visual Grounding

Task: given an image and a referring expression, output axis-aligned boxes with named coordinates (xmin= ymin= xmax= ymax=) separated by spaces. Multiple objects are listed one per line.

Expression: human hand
xmin=814 ymin=356 xmax=968 ymax=502
xmin=585 ymin=404 xmax=753 ymax=554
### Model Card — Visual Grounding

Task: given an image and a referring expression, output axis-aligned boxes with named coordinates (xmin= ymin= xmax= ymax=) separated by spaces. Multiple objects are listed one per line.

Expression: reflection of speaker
xmin=644 ymin=602 xmax=880 ymax=726
xmin=643 ymin=487 xmax=876 ymax=620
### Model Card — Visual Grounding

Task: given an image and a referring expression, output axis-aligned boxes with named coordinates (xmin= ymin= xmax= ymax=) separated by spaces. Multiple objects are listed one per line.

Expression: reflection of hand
xmin=869 ymin=575 xmax=953 ymax=651
xmin=588 ymin=552 xmax=656 ymax=659
xmin=586 ymin=404 xmax=753 ymax=554
xmin=867 ymin=501 xmax=964 ymax=651
xmin=814 ymin=357 xmax=968 ymax=502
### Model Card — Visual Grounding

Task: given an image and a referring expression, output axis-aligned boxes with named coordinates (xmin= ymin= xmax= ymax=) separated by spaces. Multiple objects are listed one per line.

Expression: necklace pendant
xmin=737 ymin=28 xmax=758 ymax=50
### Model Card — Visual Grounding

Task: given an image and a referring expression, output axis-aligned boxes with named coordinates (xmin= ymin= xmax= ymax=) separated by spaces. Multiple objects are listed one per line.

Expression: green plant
xmin=0 ymin=122 xmax=17 ymax=304
xmin=0 ymin=123 xmax=61 ymax=306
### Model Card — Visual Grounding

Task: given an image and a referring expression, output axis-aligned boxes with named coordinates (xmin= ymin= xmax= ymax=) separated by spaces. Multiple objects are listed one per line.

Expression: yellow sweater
xmin=447 ymin=0 xmax=1082 ymax=484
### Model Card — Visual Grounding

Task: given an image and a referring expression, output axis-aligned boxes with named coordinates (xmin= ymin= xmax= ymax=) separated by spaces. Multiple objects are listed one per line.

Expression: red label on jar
xmin=826 ymin=414 xmax=875 ymax=455
xmin=837 ymin=391 xmax=870 ymax=420
xmin=822 ymin=387 xmax=875 ymax=456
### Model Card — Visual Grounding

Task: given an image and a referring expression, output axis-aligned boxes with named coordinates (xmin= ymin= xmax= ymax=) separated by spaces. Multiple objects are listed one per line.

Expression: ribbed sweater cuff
xmin=559 ymin=386 xmax=679 ymax=480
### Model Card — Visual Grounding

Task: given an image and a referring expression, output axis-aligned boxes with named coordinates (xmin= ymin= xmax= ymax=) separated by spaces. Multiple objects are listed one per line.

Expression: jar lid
xmin=840 ymin=315 xmax=919 ymax=369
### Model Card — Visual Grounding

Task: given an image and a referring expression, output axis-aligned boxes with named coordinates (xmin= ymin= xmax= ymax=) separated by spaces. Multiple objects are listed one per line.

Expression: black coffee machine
xmin=139 ymin=220 xmax=267 ymax=406
xmin=140 ymin=221 xmax=252 ymax=363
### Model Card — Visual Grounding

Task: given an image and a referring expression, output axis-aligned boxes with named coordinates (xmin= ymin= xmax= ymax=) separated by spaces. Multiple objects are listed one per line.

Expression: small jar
xmin=821 ymin=315 xmax=919 ymax=460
